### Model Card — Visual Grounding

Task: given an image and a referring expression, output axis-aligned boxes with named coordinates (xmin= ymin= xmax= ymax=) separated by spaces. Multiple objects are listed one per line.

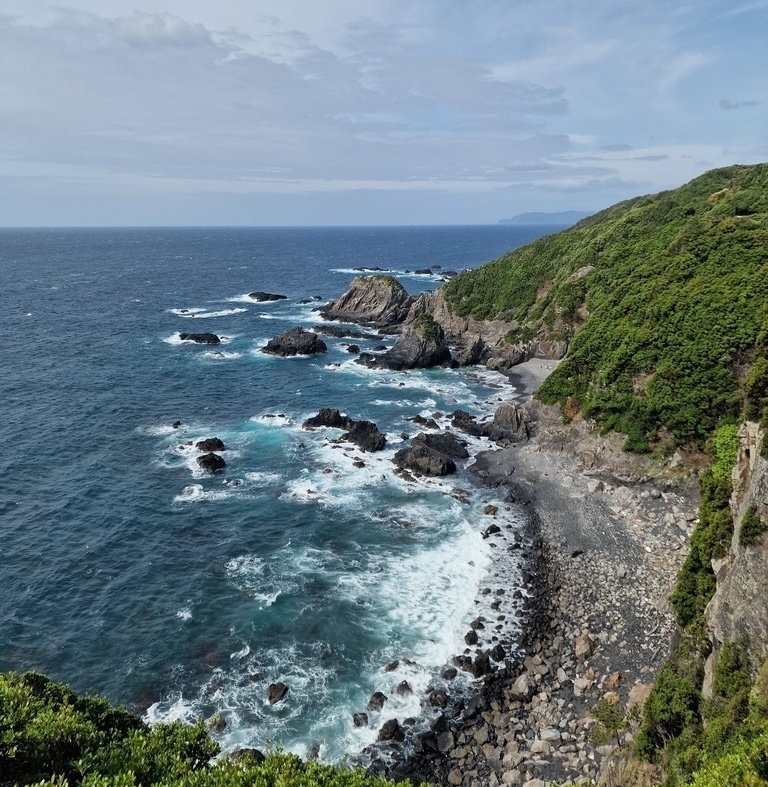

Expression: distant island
xmin=498 ymin=210 xmax=592 ymax=226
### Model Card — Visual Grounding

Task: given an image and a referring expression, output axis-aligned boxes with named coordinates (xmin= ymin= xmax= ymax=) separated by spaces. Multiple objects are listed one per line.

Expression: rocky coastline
xmin=374 ymin=360 xmax=699 ymax=787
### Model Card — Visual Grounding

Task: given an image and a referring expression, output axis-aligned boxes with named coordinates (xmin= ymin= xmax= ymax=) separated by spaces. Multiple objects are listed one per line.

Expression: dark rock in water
xmin=471 ymin=650 xmax=492 ymax=677
xmin=384 ymin=660 xmax=400 ymax=672
xmin=442 ymin=667 xmax=458 ymax=681
xmin=179 ymin=332 xmax=220 ymax=344
xmin=346 ymin=344 xmax=360 ymax=354
xmin=353 ymin=266 xmax=385 ymax=272
xmin=428 ymin=690 xmax=448 ymax=708
xmin=320 ymin=276 xmax=414 ymax=328
xmin=196 ymin=437 xmax=225 ymax=452
xmin=248 ymin=291 xmax=287 ymax=302
xmin=267 ymin=682 xmax=289 ymax=704
xmin=408 ymin=415 xmax=439 ymax=430
xmin=262 ymin=327 xmax=327 ymax=357
xmin=484 ymin=505 xmax=499 ymax=516
xmin=483 ymin=523 xmax=501 ymax=538
xmin=372 ymin=345 xmax=388 ymax=352
xmin=431 ymin=713 xmax=450 ymax=733
xmin=395 ymin=680 xmax=412 ymax=696
xmin=415 ymin=267 xmax=433 ymax=275
xmin=297 ymin=296 xmax=323 ymax=304
xmin=353 ymin=712 xmax=369 ymax=728
xmin=392 ymin=432 xmax=469 ymax=477
xmin=378 ymin=718 xmax=405 ymax=742
xmin=229 ymin=748 xmax=266 ymax=764
xmin=303 ymin=408 xmax=355 ymax=430
xmin=464 ymin=629 xmax=479 ymax=646
xmin=341 ymin=420 xmax=386 ymax=452
xmin=357 ymin=315 xmax=451 ymax=371
xmin=211 ymin=714 xmax=227 ymax=732
xmin=490 ymin=643 xmax=506 ymax=662
xmin=308 ymin=744 xmax=320 ymax=761
xmin=172 ymin=420 xmax=181 ymax=429
xmin=311 ymin=324 xmax=381 ymax=340
xmin=470 ymin=617 xmax=486 ymax=630
xmin=367 ymin=691 xmax=388 ymax=712
xmin=197 ymin=453 xmax=226 ymax=473
xmin=353 ymin=460 xmax=366 ymax=468
xmin=452 ymin=655 xmax=473 ymax=673
xmin=451 ymin=409 xmax=485 ymax=437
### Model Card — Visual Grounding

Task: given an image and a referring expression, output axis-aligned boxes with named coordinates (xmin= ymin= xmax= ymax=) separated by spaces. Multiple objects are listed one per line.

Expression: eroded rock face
xmin=357 ymin=315 xmax=452 ymax=371
xmin=262 ymin=327 xmax=327 ymax=356
xmin=393 ymin=432 xmax=469 ymax=477
xmin=179 ymin=332 xmax=220 ymax=344
xmin=320 ymin=276 xmax=415 ymax=328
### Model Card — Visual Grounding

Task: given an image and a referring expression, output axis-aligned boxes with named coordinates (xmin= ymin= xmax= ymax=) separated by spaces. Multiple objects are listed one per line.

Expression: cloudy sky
xmin=1 ymin=0 xmax=766 ymax=226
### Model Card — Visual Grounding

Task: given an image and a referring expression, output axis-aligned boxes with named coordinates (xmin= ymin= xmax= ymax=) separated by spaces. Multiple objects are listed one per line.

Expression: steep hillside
xmin=442 ymin=164 xmax=768 ymax=450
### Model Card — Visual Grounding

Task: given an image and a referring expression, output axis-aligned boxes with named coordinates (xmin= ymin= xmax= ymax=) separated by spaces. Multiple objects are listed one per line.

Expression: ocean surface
xmin=0 ymin=225 xmax=556 ymax=761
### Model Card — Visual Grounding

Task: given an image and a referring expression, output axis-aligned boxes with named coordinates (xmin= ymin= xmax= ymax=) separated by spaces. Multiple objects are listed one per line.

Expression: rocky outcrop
xmin=267 ymin=682 xmax=289 ymax=704
xmin=248 ymin=291 xmax=287 ymax=302
xmin=357 ymin=315 xmax=452 ymax=371
xmin=393 ymin=432 xmax=469 ymax=477
xmin=302 ymin=409 xmax=355 ymax=430
xmin=311 ymin=324 xmax=381 ymax=341
xmin=320 ymin=276 xmax=415 ymax=328
xmin=197 ymin=453 xmax=226 ymax=473
xmin=341 ymin=420 xmax=387 ymax=453
xmin=179 ymin=332 xmax=220 ymax=344
xmin=704 ymin=421 xmax=768 ymax=690
xmin=262 ymin=327 xmax=327 ymax=357
xmin=196 ymin=437 xmax=225 ymax=452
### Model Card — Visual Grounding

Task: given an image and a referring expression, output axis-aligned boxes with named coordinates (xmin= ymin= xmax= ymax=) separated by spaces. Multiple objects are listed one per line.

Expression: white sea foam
xmin=176 ymin=607 xmax=193 ymax=621
xmin=163 ymin=333 xmax=235 ymax=346
xmin=201 ymin=350 xmax=242 ymax=360
xmin=171 ymin=307 xmax=248 ymax=319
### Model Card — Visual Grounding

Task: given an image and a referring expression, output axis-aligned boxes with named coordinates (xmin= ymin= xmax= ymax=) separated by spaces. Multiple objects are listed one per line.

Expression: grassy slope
xmin=444 ymin=164 xmax=768 ymax=450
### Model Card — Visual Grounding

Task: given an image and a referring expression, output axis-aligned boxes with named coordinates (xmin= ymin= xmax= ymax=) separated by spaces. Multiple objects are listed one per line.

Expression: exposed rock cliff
xmin=704 ymin=421 xmax=768 ymax=691
xmin=357 ymin=313 xmax=452 ymax=370
xmin=320 ymin=275 xmax=415 ymax=328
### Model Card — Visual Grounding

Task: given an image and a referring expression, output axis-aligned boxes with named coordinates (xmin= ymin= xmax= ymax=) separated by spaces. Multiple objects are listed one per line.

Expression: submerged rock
xmin=262 ymin=327 xmax=327 ymax=357
xmin=179 ymin=332 xmax=220 ymax=344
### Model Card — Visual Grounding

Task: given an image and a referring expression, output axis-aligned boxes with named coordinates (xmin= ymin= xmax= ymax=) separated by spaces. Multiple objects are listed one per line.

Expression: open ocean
xmin=0 ymin=225 xmax=556 ymax=761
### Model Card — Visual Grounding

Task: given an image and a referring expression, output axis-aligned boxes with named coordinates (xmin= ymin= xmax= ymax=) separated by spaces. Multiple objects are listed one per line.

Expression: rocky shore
xmin=386 ymin=360 xmax=699 ymax=787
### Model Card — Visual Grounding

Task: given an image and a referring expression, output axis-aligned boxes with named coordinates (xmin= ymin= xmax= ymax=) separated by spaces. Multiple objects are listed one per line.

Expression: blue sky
xmin=1 ymin=0 xmax=766 ymax=225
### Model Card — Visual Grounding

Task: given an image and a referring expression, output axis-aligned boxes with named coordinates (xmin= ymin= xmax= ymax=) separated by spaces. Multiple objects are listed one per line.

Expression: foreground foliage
xmin=444 ymin=164 xmax=768 ymax=450
xmin=0 ymin=672 xmax=421 ymax=787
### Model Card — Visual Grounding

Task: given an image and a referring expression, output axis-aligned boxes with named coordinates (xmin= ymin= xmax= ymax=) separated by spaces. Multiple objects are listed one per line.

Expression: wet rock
xmin=267 ymin=682 xmax=289 ymax=704
xmin=341 ymin=420 xmax=387 ymax=452
xmin=179 ymin=332 xmax=220 ymax=344
xmin=367 ymin=691 xmax=388 ymax=712
xmin=451 ymin=409 xmax=485 ymax=437
xmin=262 ymin=327 xmax=327 ymax=357
xmin=197 ymin=452 xmax=226 ymax=473
xmin=465 ymin=630 xmax=479 ymax=646
xmin=248 ymin=291 xmax=287 ymax=301
xmin=303 ymin=408 xmax=355 ymax=430
xmin=428 ymin=690 xmax=448 ymax=708
xmin=346 ymin=344 xmax=360 ymax=354
xmin=357 ymin=315 xmax=452 ymax=371
xmin=396 ymin=681 xmax=412 ymax=696
xmin=378 ymin=718 xmax=405 ymax=742
xmin=353 ymin=712 xmax=369 ymax=727
xmin=393 ymin=432 xmax=469 ymax=477
xmin=196 ymin=437 xmax=225 ymax=452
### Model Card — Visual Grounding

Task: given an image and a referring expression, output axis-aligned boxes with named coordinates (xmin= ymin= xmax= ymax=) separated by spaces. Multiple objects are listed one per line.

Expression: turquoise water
xmin=0 ymin=225 xmax=552 ymax=760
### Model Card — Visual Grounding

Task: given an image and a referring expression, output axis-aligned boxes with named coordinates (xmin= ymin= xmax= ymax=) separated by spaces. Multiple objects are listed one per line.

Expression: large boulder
xmin=197 ymin=453 xmax=226 ymax=473
xmin=378 ymin=718 xmax=405 ymax=742
xmin=357 ymin=315 xmax=452 ymax=371
xmin=248 ymin=291 xmax=287 ymax=302
xmin=262 ymin=327 xmax=327 ymax=357
xmin=341 ymin=420 xmax=387 ymax=452
xmin=196 ymin=437 xmax=225 ymax=452
xmin=484 ymin=402 xmax=532 ymax=444
xmin=320 ymin=276 xmax=414 ymax=328
xmin=179 ymin=332 xmax=220 ymax=344
xmin=393 ymin=432 xmax=469 ymax=477
xmin=267 ymin=682 xmax=289 ymax=704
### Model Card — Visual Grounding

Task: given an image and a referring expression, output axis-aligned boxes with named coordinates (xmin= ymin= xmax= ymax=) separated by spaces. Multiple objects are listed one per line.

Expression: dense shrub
xmin=0 ymin=673 xmax=422 ymax=787
xmin=740 ymin=505 xmax=768 ymax=547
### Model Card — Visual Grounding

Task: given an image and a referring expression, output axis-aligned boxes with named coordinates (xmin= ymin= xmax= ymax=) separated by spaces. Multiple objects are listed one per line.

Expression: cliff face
xmin=704 ymin=422 xmax=768 ymax=692
xmin=320 ymin=276 xmax=414 ymax=328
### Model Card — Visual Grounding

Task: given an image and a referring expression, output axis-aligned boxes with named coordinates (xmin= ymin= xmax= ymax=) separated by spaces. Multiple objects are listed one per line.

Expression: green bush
xmin=740 ymin=505 xmax=768 ymax=547
xmin=0 ymin=672 xmax=422 ymax=787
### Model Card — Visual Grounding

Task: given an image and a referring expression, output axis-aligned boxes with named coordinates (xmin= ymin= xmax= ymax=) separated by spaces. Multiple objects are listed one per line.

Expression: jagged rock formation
xmin=320 ymin=276 xmax=415 ymax=328
xmin=357 ymin=314 xmax=451 ymax=370
xmin=179 ymin=332 xmax=221 ymax=344
xmin=704 ymin=421 xmax=768 ymax=690
xmin=393 ymin=432 xmax=469 ymax=476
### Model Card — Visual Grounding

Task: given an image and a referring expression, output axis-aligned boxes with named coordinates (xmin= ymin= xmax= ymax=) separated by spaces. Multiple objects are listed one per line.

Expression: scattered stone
xmin=367 ymin=691 xmax=388 ymax=712
xmin=196 ymin=437 xmax=225 ymax=452
xmin=378 ymin=718 xmax=405 ymax=742
xmin=197 ymin=452 xmax=226 ymax=473
xmin=484 ymin=504 xmax=499 ymax=516
xmin=574 ymin=634 xmax=595 ymax=661
xmin=179 ymin=332 xmax=220 ymax=344
xmin=267 ymin=682 xmax=288 ymax=705
xmin=353 ymin=713 xmax=368 ymax=727
xmin=248 ymin=291 xmax=287 ymax=301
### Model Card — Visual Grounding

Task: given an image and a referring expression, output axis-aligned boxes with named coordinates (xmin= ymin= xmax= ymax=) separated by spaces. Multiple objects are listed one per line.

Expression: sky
xmin=1 ymin=0 xmax=766 ymax=226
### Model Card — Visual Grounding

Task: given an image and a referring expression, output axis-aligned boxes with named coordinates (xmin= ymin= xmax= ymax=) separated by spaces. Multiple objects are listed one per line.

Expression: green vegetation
xmin=740 ymin=505 xmax=768 ymax=547
xmin=411 ymin=313 xmax=442 ymax=342
xmin=444 ymin=164 xmax=768 ymax=449
xmin=0 ymin=672 xmax=422 ymax=787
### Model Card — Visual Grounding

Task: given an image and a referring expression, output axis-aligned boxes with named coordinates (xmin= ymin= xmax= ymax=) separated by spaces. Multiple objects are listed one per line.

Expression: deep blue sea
xmin=0 ymin=225 xmax=555 ymax=761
